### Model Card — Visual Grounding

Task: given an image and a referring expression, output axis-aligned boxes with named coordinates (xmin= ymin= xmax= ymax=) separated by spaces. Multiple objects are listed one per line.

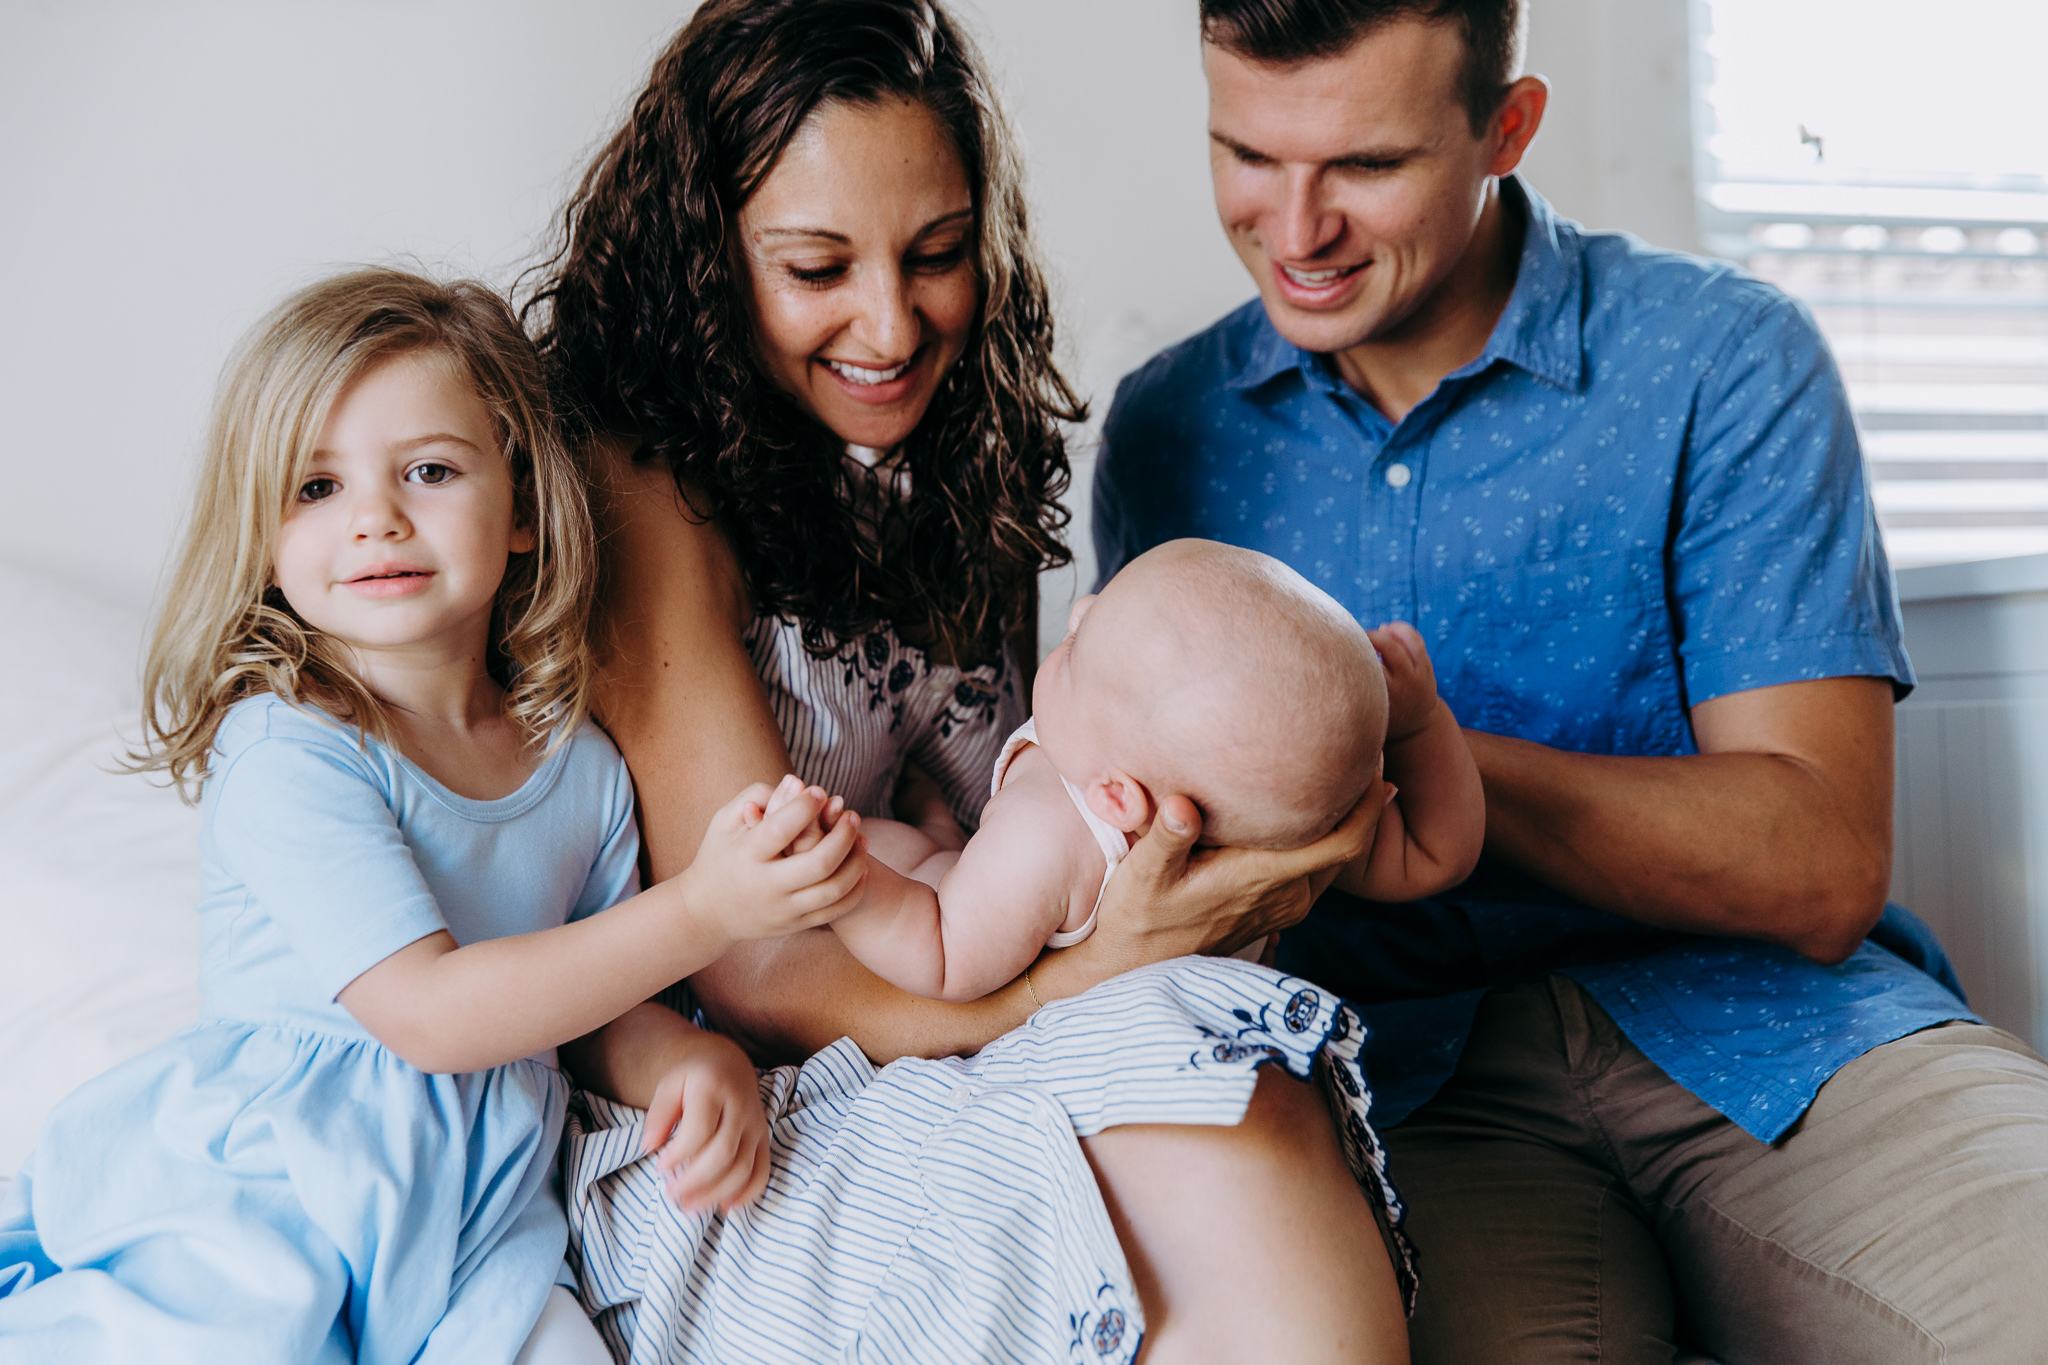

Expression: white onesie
xmin=990 ymin=718 xmax=1127 ymax=949
xmin=990 ymin=719 xmax=1271 ymax=966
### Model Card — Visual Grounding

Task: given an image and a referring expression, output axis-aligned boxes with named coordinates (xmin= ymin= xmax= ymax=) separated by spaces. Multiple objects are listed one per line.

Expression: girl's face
xmin=273 ymin=349 xmax=531 ymax=667
xmin=737 ymin=95 xmax=979 ymax=451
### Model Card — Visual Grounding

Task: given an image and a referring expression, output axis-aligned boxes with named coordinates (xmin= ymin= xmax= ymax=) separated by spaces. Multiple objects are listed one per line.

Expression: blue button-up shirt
xmin=1094 ymin=178 xmax=1973 ymax=1142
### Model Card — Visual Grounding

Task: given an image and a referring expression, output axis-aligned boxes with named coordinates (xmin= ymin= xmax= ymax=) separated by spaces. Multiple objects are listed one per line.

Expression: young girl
xmin=0 ymin=269 xmax=867 ymax=1364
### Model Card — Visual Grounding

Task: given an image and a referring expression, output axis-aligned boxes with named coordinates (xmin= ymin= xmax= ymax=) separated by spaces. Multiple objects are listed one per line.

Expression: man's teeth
xmin=1282 ymin=265 xmax=1355 ymax=286
xmin=826 ymin=358 xmax=912 ymax=386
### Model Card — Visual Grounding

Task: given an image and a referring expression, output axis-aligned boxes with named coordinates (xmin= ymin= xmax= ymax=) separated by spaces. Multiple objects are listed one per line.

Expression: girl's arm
xmin=562 ymin=1003 xmax=773 ymax=1212
xmin=1335 ymin=623 xmax=1485 ymax=901
xmin=336 ymin=782 xmax=866 ymax=1074
xmin=825 ymin=752 xmax=1091 ymax=1001
xmin=589 ymin=443 xmax=1373 ymax=1076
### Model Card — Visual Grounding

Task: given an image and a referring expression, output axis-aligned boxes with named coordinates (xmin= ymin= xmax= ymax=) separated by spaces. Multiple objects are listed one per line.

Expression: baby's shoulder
xmin=980 ymin=747 xmax=1099 ymax=858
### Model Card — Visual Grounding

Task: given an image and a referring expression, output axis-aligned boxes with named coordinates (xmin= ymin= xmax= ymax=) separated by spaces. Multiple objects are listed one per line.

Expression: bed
xmin=0 ymin=562 xmax=203 ymax=1193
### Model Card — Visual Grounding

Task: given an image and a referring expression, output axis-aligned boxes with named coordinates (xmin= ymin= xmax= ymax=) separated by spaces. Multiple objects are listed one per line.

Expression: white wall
xmin=1516 ymin=0 xmax=1701 ymax=253
xmin=0 ymin=2 xmax=691 ymax=615
xmin=0 ymin=0 xmax=1693 ymax=644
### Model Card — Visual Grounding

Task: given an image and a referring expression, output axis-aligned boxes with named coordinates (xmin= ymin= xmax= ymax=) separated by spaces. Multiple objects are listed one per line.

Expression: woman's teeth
xmin=826 ymin=358 xmax=912 ymax=386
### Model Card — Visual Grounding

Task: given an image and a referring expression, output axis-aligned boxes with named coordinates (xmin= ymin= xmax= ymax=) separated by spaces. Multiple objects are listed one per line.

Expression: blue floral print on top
xmin=1093 ymin=176 xmax=1973 ymax=1144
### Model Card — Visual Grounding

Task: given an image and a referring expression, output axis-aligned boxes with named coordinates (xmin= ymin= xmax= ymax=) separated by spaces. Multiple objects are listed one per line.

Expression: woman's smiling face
xmin=737 ymin=95 xmax=979 ymax=451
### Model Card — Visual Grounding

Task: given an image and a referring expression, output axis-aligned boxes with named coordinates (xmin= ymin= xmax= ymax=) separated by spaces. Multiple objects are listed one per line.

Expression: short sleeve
xmin=1671 ymin=295 xmax=1916 ymax=705
xmin=569 ymin=753 xmax=642 ymax=922
xmin=1091 ymin=376 xmax=1146 ymax=592
xmin=208 ymin=731 xmax=447 ymax=999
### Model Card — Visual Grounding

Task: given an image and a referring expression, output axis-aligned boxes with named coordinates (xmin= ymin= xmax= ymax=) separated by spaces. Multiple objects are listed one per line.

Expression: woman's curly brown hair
xmin=523 ymin=0 xmax=1082 ymax=663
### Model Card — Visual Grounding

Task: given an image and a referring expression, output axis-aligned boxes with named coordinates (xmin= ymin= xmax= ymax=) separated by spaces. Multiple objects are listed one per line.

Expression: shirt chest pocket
xmin=1431 ymin=548 xmax=1689 ymax=754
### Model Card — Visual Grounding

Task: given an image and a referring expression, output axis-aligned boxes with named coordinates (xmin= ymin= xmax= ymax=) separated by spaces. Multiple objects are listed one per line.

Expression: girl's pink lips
xmin=1271 ymin=259 xmax=1370 ymax=310
xmin=343 ymin=565 xmax=435 ymax=598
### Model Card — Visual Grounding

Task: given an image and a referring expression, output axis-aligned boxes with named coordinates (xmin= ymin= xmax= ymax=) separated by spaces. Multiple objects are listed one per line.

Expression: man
xmin=1093 ymin=1 xmax=2048 ymax=1359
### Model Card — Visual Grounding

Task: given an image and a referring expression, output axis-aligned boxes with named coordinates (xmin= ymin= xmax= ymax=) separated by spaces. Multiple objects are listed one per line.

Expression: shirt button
xmin=1384 ymin=462 xmax=1413 ymax=489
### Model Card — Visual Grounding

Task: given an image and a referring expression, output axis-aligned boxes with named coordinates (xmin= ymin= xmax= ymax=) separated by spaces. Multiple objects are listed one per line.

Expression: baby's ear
xmin=1085 ymin=769 xmax=1153 ymax=834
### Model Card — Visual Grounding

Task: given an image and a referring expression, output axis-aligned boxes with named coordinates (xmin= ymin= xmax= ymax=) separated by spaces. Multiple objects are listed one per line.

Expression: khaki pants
xmin=1386 ymin=976 xmax=2048 ymax=1364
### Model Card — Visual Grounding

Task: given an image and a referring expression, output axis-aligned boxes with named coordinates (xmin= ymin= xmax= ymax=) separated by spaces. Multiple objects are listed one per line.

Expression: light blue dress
xmin=0 ymin=694 xmax=640 ymax=1364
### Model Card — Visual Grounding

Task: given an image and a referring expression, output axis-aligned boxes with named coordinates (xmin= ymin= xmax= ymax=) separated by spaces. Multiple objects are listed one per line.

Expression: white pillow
xmin=0 ymin=564 xmax=202 ymax=1181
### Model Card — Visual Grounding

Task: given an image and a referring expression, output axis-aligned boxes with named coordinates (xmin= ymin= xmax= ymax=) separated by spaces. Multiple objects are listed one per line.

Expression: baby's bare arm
xmin=831 ymin=750 xmax=1098 ymax=1000
xmin=892 ymin=762 xmax=969 ymax=853
xmin=861 ymin=818 xmax=960 ymax=888
xmin=1335 ymin=623 xmax=1485 ymax=901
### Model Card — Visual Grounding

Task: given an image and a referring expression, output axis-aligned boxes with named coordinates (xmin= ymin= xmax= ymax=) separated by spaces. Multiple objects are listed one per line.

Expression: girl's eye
xmin=298 ymin=476 xmax=338 ymax=503
xmin=409 ymin=462 xmax=456 ymax=485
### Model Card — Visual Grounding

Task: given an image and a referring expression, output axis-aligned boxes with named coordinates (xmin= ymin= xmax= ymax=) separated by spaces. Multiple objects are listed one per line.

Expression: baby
xmin=816 ymin=538 xmax=1485 ymax=1001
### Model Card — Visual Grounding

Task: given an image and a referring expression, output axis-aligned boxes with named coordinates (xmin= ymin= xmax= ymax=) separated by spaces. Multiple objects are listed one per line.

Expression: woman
xmin=526 ymin=2 xmax=1410 ymax=1360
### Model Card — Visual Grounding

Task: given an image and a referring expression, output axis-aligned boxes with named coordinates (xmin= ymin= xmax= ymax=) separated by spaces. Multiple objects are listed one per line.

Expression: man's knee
xmin=1673 ymin=1022 xmax=2048 ymax=1365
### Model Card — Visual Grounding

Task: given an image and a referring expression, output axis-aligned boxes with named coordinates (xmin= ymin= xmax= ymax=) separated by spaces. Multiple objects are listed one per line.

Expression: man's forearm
xmin=1467 ymin=703 xmax=1892 ymax=963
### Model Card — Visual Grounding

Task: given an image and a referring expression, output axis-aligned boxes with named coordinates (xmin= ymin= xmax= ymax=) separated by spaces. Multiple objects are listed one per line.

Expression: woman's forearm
xmin=690 ymin=928 xmax=1036 ymax=1064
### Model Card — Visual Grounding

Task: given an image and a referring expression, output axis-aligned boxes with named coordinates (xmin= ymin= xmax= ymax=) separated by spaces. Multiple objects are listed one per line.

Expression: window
xmin=1694 ymin=0 xmax=2048 ymax=567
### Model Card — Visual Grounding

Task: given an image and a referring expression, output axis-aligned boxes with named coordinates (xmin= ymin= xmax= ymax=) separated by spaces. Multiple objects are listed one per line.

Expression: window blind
xmin=1694 ymin=0 xmax=2048 ymax=567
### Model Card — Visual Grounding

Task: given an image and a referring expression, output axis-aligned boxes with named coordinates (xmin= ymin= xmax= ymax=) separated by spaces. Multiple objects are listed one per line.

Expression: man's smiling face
xmin=1205 ymin=17 xmax=1502 ymax=356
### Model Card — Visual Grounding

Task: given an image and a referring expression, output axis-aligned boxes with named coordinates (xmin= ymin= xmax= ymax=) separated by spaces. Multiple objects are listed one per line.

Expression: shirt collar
xmin=1228 ymin=176 xmax=1586 ymax=396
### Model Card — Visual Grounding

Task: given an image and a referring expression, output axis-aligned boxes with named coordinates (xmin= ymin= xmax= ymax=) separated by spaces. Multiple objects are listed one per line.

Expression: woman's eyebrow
xmin=917 ymin=208 xmax=974 ymax=234
xmin=757 ymin=208 xmax=972 ymax=243
xmin=758 ymin=227 xmax=851 ymax=242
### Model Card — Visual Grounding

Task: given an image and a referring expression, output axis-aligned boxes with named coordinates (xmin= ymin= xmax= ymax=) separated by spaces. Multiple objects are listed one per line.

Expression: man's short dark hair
xmin=1200 ymin=0 xmax=1525 ymax=137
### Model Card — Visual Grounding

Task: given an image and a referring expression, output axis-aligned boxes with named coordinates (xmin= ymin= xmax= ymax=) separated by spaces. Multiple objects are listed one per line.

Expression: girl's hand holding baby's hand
xmin=749 ymin=773 xmax=846 ymax=855
xmin=642 ymin=1033 xmax=771 ymax=1213
xmin=1369 ymin=621 xmax=1445 ymax=743
xmin=680 ymin=776 xmax=868 ymax=944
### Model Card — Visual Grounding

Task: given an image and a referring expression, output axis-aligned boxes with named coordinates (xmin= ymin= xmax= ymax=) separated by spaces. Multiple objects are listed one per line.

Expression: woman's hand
xmin=1083 ymin=787 xmax=1386 ymax=973
xmin=678 ymin=778 xmax=869 ymax=945
xmin=641 ymin=1029 xmax=772 ymax=1212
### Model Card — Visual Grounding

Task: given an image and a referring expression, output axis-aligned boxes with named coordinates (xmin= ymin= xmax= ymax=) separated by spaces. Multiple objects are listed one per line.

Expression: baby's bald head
xmin=1054 ymin=540 xmax=1387 ymax=849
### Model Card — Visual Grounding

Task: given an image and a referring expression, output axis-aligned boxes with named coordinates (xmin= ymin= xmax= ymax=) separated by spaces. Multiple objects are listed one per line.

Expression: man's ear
xmin=1085 ymin=768 xmax=1154 ymax=834
xmin=1489 ymin=74 xmax=1550 ymax=178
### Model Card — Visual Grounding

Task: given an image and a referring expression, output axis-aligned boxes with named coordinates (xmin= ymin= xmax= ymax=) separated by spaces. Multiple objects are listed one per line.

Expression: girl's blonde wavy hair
xmin=134 ymin=268 xmax=597 ymax=797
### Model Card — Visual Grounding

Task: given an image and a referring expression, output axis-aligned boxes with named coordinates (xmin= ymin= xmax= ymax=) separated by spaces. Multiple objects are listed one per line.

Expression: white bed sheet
xmin=0 ymin=563 xmax=202 ymax=1185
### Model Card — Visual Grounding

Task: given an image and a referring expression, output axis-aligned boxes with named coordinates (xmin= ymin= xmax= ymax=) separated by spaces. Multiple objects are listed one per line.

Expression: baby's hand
xmin=1368 ymin=622 xmax=1444 ymax=743
xmin=641 ymin=1033 xmax=771 ymax=1213
xmin=681 ymin=778 xmax=868 ymax=943
xmin=750 ymin=773 xmax=847 ymax=855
